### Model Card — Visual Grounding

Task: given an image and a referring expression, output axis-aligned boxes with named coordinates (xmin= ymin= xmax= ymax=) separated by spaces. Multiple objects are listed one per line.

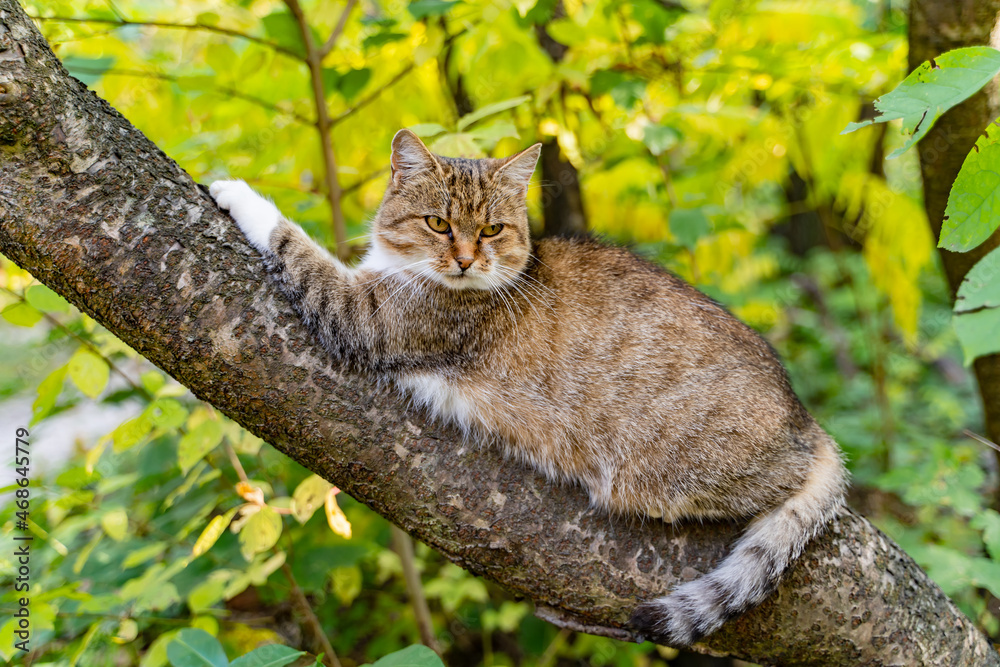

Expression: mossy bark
xmin=0 ymin=2 xmax=996 ymax=664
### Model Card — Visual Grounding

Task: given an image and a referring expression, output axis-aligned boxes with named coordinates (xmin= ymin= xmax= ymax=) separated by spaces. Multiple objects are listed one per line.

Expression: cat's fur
xmin=209 ymin=129 xmax=847 ymax=646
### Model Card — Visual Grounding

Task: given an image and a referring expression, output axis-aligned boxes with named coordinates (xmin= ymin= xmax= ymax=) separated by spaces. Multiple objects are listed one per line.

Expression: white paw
xmin=209 ymin=179 xmax=281 ymax=252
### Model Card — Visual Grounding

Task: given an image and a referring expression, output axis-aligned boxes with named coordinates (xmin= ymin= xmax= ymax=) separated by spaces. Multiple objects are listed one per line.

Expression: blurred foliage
xmin=1 ymin=0 xmax=999 ymax=664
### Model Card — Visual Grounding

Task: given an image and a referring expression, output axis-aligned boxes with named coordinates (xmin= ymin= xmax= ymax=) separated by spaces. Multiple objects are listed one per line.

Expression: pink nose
xmin=456 ymin=257 xmax=474 ymax=271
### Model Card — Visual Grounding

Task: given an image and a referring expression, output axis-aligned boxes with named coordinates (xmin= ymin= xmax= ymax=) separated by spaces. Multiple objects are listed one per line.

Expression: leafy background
xmin=1 ymin=0 xmax=998 ymax=665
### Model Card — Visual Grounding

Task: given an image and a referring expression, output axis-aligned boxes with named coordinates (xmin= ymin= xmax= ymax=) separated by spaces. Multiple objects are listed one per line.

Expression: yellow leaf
xmin=325 ymin=488 xmax=352 ymax=539
xmin=193 ymin=507 xmax=239 ymax=557
xmin=238 ymin=505 xmax=283 ymax=561
xmin=236 ymin=481 xmax=265 ymax=505
xmin=101 ymin=508 xmax=129 ymax=542
xmin=292 ymin=474 xmax=333 ymax=524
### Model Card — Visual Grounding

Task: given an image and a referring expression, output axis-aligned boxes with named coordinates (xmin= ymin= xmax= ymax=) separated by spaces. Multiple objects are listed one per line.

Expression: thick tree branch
xmin=0 ymin=3 xmax=996 ymax=664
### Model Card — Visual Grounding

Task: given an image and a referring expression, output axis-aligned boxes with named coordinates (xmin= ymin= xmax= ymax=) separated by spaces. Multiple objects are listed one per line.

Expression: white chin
xmin=430 ymin=272 xmax=493 ymax=291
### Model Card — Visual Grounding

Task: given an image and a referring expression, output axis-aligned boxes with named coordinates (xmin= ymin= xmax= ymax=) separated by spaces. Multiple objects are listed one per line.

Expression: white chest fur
xmin=398 ymin=372 xmax=479 ymax=432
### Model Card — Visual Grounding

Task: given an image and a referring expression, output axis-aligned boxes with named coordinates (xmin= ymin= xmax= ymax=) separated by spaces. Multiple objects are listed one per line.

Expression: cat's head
xmin=366 ymin=129 xmax=541 ymax=290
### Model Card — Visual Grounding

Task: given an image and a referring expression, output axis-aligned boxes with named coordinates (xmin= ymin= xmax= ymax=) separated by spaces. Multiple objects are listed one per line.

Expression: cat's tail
xmin=630 ymin=428 xmax=847 ymax=647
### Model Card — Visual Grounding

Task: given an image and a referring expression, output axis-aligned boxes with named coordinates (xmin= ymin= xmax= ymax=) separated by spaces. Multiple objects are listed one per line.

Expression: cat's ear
xmin=390 ymin=129 xmax=438 ymax=187
xmin=497 ymin=143 xmax=542 ymax=195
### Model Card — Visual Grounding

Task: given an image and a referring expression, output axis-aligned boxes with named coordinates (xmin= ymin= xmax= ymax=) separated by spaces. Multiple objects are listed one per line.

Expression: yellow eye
xmin=480 ymin=224 xmax=504 ymax=238
xmin=425 ymin=216 xmax=450 ymax=234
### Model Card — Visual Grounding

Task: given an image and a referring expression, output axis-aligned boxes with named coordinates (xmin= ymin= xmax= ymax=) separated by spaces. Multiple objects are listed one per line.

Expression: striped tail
xmin=630 ymin=433 xmax=847 ymax=646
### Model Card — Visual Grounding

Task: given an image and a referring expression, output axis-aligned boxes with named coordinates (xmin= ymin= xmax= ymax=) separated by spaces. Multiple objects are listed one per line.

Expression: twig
xmin=281 ymin=562 xmax=342 ymax=667
xmin=319 ymin=0 xmax=358 ymax=58
xmin=65 ymin=66 xmax=314 ymax=126
xmin=283 ymin=0 xmax=349 ymax=259
xmin=965 ymin=429 xmax=1000 ymax=454
xmin=390 ymin=526 xmax=439 ymax=653
xmin=30 ymin=14 xmax=304 ymax=61
xmin=330 ymin=63 xmax=416 ymax=127
xmin=1 ymin=285 xmax=152 ymax=401
xmin=537 ymin=627 xmax=571 ymax=667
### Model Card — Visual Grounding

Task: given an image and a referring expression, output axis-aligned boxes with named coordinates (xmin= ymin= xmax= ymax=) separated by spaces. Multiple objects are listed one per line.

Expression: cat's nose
xmin=456 ymin=257 xmax=474 ymax=271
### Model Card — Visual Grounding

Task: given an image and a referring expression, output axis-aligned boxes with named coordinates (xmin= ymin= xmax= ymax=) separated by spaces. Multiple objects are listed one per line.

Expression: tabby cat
xmin=209 ymin=128 xmax=847 ymax=646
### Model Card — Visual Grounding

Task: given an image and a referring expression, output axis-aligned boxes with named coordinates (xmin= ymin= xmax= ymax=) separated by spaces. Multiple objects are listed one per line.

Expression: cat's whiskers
xmin=485 ymin=273 xmax=521 ymax=341
xmin=355 ymin=259 xmax=433 ymax=303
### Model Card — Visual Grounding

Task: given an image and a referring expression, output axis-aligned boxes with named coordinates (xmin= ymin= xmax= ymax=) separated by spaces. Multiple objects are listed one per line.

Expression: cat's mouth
xmin=437 ymin=269 xmax=494 ymax=291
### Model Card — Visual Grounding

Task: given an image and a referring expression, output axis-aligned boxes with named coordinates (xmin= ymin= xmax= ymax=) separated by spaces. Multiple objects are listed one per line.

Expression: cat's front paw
xmin=209 ymin=179 xmax=281 ymax=252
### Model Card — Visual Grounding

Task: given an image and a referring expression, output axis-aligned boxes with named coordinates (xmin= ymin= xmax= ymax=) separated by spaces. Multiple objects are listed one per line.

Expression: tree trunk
xmin=535 ymin=9 xmax=588 ymax=238
xmin=0 ymin=3 xmax=996 ymax=664
xmin=909 ymin=0 xmax=1000 ymax=455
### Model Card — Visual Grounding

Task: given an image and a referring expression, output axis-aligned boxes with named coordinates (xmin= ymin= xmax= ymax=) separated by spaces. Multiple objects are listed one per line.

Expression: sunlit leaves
xmin=100 ymin=508 xmax=129 ymax=541
xmin=669 ymin=208 xmax=711 ymax=249
xmin=942 ymin=129 xmax=1000 ymax=254
xmin=843 ymin=47 xmax=1000 ymax=159
xmin=261 ymin=11 xmax=312 ymax=59
xmin=953 ymin=308 xmax=1000 ymax=365
xmin=457 ymin=95 xmax=531 ymax=131
xmin=68 ymin=347 xmax=110 ymax=399
xmin=642 ymin=124 xmax=682 ymax=156
xmin=1 ymin=301 xmax=42 ymax=327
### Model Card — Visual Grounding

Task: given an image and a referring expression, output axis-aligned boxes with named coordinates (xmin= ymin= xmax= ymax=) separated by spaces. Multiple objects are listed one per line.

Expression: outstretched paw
xmin=209 ymin=179 xmax=281 ymax=252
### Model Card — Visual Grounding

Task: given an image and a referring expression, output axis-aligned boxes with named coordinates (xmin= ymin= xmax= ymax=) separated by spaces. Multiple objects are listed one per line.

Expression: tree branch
xmin=282 ymin=0 xmax=349 ymax=260
xmin=29 ymin=14 xmax=304 ymax=62
xmin=0 ymin=3 xmax=996 ymax=664
xmin=319 ymin=0 xmax=357 ymax=58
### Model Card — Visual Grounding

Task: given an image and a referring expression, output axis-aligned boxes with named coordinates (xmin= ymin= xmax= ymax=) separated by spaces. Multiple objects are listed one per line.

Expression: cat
xmin=209 ymin=128 xmax=847 ymax=647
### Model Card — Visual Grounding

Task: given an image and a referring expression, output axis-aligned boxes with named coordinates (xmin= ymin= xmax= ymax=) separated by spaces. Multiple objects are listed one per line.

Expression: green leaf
xmin=954 ymin=307 xmax=1000 ymax=364
xmin=842 ymin=47 xmax=1000 ymax=159
xmin=292 ymin=474 xmax=333 ymax=524
xmin=166 ymin=628 xmax=229 ymax=667
xmin=62 ymin=55 xmax=116 ymax=86
xmin=643 ymin=124 xmax=682 ymax=156
xmin=590 ymin=70 xmax=646 ymax=109
xmin=178 ymin=419 xmax=225 ymax=473
xmin=408 ymin=0 xmax=461 ymax=19
xmin=239 ymin=505 xmax=283 ymax=560
xmin=468 ymin=121 xmax=520 ymax=150
xmin=941 ymin=126 xmax=1000 ymax=251
xmin=1 ymin=302 xmax=42 ymax=327
xmin=229 ymin=645 xmax=305 ymax=667
xmin=973 ymin=510 xmax=1000 ymax=561
xmin=146 ymin=398 xmax=189 ymax=430
xmin=25 ymin=284 xmax=70 ymax=313
xmin=32 ymin=364 xmax=67 ymax=425
xmin=669 ymin=208 xmax=711 ymax=249
xmin=956 ymin=247 xmax=1000 ymax=311
xmin=407 ymin=123 xmax=449 ymax=138
xmin=331 ymin=565 xmax=362 ymax=605
xmin=338 ymin=67 xmax=371 ymax=101
xmin=68 ymin=347 xmax=110 ymax=399
xmin=262 ymin=11 xmax=308 ymax=58
xmin=368 ymin=645 xmax=445 ymax=667
xmin=123 ymin=542 xmax=168 ymax=569
xmin=101 ymin=508 xmax=129 ymax=541
xmin=110 ymin=413 xmax=154 ymax=451
xmin=457 ymin=95 xmax=531 ymax=131
xmin=362 ymin=31 xmax=407 ymax=50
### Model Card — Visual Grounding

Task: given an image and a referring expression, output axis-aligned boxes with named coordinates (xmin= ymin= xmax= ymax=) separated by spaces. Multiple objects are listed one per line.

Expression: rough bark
xmin=0 ymin=3 xmax=996 ymax=664
xmin=909 ymin=0 xmax=1000 ymax=453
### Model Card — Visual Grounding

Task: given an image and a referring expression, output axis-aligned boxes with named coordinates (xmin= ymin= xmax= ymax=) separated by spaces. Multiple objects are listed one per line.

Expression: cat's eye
xmin=480 ymin=224 xmax=504 ymax=238
xmin=425 ymin=216 xmax=450 ymax=234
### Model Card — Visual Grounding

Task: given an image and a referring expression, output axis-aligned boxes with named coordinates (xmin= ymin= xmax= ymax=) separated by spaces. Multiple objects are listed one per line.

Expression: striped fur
xmin=210 ymin=129 xmax=848 ymax=647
